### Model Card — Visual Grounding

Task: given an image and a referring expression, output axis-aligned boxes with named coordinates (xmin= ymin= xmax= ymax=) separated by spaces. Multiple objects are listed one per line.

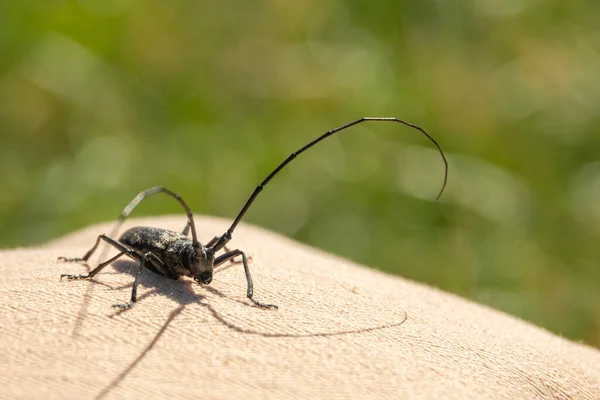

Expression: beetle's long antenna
xmin=211 ymin=117 xmax=448 ymax=251
xmin=115 ymin=186 xmax=200 ymax=247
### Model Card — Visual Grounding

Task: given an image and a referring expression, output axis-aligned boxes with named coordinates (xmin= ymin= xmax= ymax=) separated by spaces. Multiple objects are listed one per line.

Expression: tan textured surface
xmin=1 ymin=215 xmax=599 ymax=400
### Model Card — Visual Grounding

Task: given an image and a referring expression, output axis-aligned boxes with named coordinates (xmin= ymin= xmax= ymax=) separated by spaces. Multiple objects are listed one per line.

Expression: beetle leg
xmin=182 ymin=221 xmax=191 ymax=236
xmin=206 ymin=236 xmax=249 ymax=264
xmin=207 ymin=236 xmax=231 ymax=256
xmin=145 ymin=252 xmax=171 ymax=278
xmin=58 ymin=234 xmax=133 ymax=265
xmin=59 ymin=234 xmax=141 ymax=279
xmin=113 ymin=252 xmax=152 ymax=310
xmin=214 ymin=249 xmax=277 ymax=309
xmin=61 ymin=250 xmax=135 ymax=280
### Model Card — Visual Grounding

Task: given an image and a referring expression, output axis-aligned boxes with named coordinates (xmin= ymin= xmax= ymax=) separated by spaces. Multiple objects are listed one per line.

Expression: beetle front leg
xmin=214 ymin=249 xmax=277 ymax=309
xmin=205 ymin=236 xmax=248 ymax=264
xmin=112 ymin=252 xmax=152 ymax=310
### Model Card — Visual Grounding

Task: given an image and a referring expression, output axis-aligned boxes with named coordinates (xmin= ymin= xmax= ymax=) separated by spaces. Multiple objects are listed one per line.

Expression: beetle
xmin=59 ymin=117 xmax=448 ymax=310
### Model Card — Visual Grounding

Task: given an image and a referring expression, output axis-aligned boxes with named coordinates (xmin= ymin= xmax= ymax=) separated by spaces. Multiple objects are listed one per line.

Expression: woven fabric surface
xmin=1 ymin=215 xmax=599 ymax=400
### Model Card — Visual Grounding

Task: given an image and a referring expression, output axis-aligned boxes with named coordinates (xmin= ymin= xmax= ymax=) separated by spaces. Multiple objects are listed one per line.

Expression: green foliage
xmin=1 ymin=1 xmax=599 ymax=345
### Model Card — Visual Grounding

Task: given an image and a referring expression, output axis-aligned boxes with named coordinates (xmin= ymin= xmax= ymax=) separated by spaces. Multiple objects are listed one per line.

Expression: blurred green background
xmin=1 ymin=1 xmax=599 ymax=346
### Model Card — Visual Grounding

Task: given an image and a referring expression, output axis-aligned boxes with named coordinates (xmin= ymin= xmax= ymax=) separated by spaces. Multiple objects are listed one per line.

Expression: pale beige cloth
xmin=1 ymin=216 xmax=599 ymax=400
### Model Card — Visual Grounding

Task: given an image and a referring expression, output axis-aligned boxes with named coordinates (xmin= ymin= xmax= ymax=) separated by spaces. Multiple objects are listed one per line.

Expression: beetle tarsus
xmin=60 ymin=273 xmax=90 ymax=281
xmin=112 ymin=301 xmax=133 ymax=310
xmin=250 ymin=297 xmax=278 ymax=310
xmin=57 ymin=256 xmax=86 ymax=263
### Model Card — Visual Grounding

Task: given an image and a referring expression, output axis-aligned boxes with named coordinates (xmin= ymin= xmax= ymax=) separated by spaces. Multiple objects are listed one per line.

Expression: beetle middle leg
xmin=214 ymin=249 xmax=277 ymax=309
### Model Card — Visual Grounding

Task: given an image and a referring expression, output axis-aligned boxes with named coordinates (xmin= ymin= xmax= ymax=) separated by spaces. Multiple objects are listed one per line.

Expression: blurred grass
xmin=1 ymin=1 xmax=600 ymax=346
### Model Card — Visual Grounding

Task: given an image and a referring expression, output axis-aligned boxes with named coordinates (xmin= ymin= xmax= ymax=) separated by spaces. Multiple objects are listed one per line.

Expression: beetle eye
xmin=206 ymin=248 xmax=214 ymax=260
xmin=195 ymin=247 xmax=206 ymax=259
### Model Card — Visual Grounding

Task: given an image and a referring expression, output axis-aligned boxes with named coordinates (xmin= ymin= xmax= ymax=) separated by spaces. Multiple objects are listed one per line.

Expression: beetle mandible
xmin=59 ymin=117 xmax=449 ymax=310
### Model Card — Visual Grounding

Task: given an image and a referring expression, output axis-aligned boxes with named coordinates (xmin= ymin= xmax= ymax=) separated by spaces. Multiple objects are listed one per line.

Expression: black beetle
xmin=59 ymin=117 xmax=448 ymax=310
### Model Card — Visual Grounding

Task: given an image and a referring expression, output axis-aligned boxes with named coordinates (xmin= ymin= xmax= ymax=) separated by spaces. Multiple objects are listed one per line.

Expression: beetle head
xmin=192 ymin=245 xmax=215 ymax=285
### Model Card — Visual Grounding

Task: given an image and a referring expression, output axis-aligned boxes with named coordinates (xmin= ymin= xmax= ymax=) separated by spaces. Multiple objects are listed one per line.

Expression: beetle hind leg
xmin=60 ymin=249 xmax=139 ymax=281
xmin=59 ymin=234 xmax=137 ymax=280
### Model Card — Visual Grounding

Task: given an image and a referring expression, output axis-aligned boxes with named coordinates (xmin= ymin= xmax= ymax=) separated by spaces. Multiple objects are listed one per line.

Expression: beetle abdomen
xmin=120 ymin=226 xmax=189 ymax=254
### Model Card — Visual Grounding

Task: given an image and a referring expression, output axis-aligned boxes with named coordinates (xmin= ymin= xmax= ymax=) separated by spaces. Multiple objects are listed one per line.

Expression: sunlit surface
xmin=1 ymin=1 xmax=599 ymax=346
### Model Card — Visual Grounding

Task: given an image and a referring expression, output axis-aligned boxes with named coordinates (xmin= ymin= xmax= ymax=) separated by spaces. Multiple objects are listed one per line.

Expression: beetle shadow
xmin=92 ymin=259 xmax=408 ymax=400
xmin=106 ymin=258 xmax=248 ymax=313
xmin=99 ymin=259 xmax=409 ymax=334
xmin=63 ymin=253 xmax=245 ymax=337
xmin=65 ymin=262 xmax=94 ymax=338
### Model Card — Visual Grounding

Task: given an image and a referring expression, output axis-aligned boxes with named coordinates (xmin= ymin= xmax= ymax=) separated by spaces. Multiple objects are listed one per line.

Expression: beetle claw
xmin=112 ymin=301 xmax=133 ymax=310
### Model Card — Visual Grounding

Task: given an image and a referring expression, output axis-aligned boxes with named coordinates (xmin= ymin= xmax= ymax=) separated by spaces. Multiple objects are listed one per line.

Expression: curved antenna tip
xmin=435 ymin=155 xmax=449 ymax=201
